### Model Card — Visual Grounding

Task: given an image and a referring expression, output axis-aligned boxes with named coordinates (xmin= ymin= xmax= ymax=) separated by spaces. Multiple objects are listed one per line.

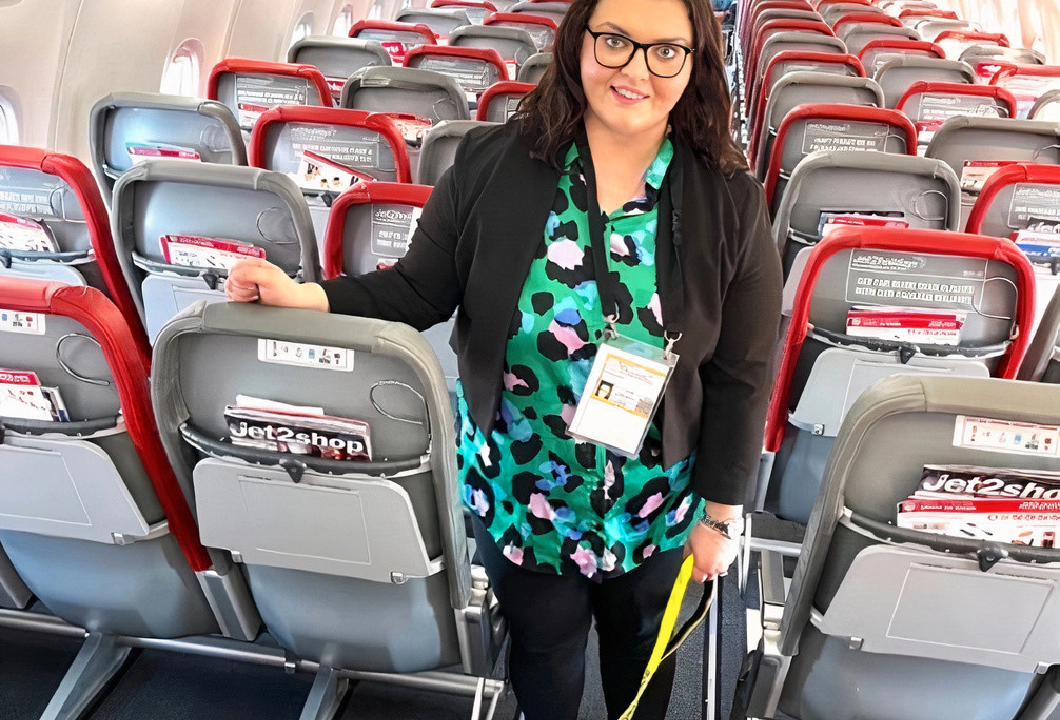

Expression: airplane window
xmin=333 ymin=4 xmax=354 ymax=36
xmin=292 ymin=12 xmax=314 ymax=46
xmin=0 ymin=101 xmax=12 ymax=144
xmin=368 ymin=0 xmax=387 ymax=20
xmin=160 ymin=41 xmax=203 ymax=97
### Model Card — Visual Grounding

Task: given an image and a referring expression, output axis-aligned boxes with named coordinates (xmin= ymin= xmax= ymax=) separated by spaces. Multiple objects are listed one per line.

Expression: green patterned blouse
xmin=456 ymin=138 xmax=699 ymax=579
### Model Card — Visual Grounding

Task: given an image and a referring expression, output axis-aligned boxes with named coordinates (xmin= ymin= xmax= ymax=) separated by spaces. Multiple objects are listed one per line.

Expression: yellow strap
xmin=616 ymin=555 xmax=715 ymax=720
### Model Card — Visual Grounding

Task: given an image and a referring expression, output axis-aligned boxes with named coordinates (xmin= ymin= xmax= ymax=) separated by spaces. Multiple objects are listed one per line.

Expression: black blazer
xmin=320 ymin=121 xmax=783 ymax=505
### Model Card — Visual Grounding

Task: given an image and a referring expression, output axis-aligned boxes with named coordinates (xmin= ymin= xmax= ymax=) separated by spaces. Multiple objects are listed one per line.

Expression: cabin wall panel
xmin=0 ymin=1 xmax=81 ymax=149
xmin=53 ymin=1 xmax=183 ymax=158
xmin=170 ymin=0 xmax=240 ymax=98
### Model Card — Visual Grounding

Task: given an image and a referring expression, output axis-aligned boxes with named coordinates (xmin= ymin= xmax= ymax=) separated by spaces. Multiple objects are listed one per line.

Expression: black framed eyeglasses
xmin=585 ymin=27 xmax=693 ymax=78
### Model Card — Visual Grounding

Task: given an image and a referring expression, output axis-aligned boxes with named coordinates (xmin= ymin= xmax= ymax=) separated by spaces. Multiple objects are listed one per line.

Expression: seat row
xmin=719 ymin=0 xmax=1060 ymax=718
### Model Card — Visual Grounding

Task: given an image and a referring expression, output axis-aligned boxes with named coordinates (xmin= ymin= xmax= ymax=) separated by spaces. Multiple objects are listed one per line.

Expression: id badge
xmin=567 ymin=334 xmax=679 ymax=457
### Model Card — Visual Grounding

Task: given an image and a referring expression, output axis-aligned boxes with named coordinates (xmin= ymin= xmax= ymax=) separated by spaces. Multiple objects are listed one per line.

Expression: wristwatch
xmin=699 ymin=512 xmax=744 ymax=541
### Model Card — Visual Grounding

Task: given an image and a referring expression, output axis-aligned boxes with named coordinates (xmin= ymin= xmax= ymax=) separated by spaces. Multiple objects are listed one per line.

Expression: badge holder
xmin=567 ymin=320 xmax=680 ymax=458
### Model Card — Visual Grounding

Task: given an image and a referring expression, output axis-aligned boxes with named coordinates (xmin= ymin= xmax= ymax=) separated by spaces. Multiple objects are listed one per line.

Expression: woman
xmin=227 ymin=0 xmax=782 ymax=715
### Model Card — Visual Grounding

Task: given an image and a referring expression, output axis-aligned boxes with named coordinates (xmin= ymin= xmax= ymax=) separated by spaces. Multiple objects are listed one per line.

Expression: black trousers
xmin=473 ymin=518 xmax=685 ymax=720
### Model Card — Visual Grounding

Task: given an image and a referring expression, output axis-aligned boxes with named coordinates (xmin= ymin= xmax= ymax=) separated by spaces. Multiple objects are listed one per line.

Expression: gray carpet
xmin=0 ymin=575 xmax=752 ymax=720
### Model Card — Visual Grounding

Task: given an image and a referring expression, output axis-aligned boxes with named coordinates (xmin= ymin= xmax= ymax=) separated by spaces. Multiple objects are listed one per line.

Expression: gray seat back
xmin=0 ymin=164 xmax=93 ymax=287
xmin=211 ymin=67 xmax=330 ymax=133
xmin=508 ymin=1 xmax=568 ymax=25
xmin=449 ymin=25 xmax=538 ymax=76
xmin=859 ymin=41 xmax=938 ymax=77
xmin=324 ymin=182 xmax=460 ymax=392
xmin=396 ymin=7 xmax=472 ymax=40
xmin=340 ymin=66 xmax=471 ymax=123
xmin=1019 ymin=286 xmax=1060 ymax=382
xmin=819 ymin=3 xmax=886 ymax=25
xmin=774 ymin=375 xmax=1060 ymax=720
xmin=417 ymin=120 xmax=492 ymax=185
xmin=1030 ymin=89 xmax=1060 ymax=122
xmin=288 ymin=37 xmax=392 ymax=102
xmin=959 ymin=45 xmax=1046 ymax=68
xmin=404 ymin=47 xmax=509 ymax=101
xmin=89 ymin=92 xmax=246 ymax=199
xmin=925 ymin=117 xmax=1060 ymax=221
xmin=839 ymin=24 xmax=919 ymax=56
xmin=773 ymin=150 xmax=960 ymax=274
xmin=110 ymin=161 xmax=318 ymax=342
xmin=517 ymin=52 xmax=552 ymax=84
xmin=0 ymin=279 xmax=217 ymax=637
xmin=995 ymin=72 xmax=1060 ymax=120
xmin=152 ymin=301 xmax=473 ymax=672
xmin=874 ymin=56 xmax=975 ymax=108
xmin=916 ymin=18 xmax=975 ymax=41
xmin=767 ymin=231 xmax=1020 ymax=522
xmin=756 ymin=32 xmax=849 ymax=86
xmin=768 ymin=108 xmax=913 ymax=215
xmin=758 ymin=72 xmax=884 ymax=179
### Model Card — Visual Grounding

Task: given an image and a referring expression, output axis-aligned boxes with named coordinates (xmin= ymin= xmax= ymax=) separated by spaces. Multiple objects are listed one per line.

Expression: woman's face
xmin=580 ymin=0 xmax=694 ymax=145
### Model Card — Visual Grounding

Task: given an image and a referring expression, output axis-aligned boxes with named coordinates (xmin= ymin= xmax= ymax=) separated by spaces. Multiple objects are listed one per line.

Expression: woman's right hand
xmin=226 ymin=258 xmax=330 ymax=312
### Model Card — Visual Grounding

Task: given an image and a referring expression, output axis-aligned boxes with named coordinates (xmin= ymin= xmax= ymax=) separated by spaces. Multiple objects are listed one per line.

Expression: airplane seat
xmin=1018 ymin=286 xmax=1060 ymax=383
xmin=990 ymin=65 xmax=1060 ymax=120
xmin=747 ymin=45 xmax=860 ymax=128
xmin=506 ymin=0 xmax=568 ymax=26
xmin=752 ymin=72 xmax=884 ymax=179
xmin=150 ymin=300 xmax=506 ymax=710
xmin=819 ymin=2 xmax=887 ymax=26
xmin=924 ymin=116 xmax=1060 ymax=231
xmin=348 ymin=20 xmax=437 ymax=67
xmin=959 ymin=45 xmax=1046 ymax=83
xmin=917 ymin=18 xmax=977 ymax=42
xmin=109 ymin=161 xmax=318 ymax=343
xmin=395 ymin=7 xmax=472 ymax=42
xmin=483 ymin=12 xmax=556 ymax=52
xmin=739 ymin=1 xmax=815 ymax=58
xmin=872 ymin=56 xmax=974 ymax=108
xmin=762 ymin=103 xmax=916 ymax=216
xmin=476 ymin=80 xmax=535 ymax=121
xmin=0 ymin=145 xmax=149 ymax=360
xmin=246 ymin=105 xmax=412 ymax=250
xmin=287 ymin=37 xmax=393 ymax=104
xmin=1031 ymin=90 xmax=1060 ymax=122
xmin=447 ymin=25 xmax=538 ymax=81
xmin=321 ymin=181 xmax=459 ymax=395
xmin=837 ymin=23 xmax=919 ymax=57
xmin=339 ymin=66 xmax=471 ymax=124
xmin=965 ymin=163 xmax=1060 ymax=329
xmin=934 ymin=29 xmax=1008 ymax=61
xmin=740 ymin=373 xmax=1060 ymax=720
xmin=516 ymin=51 xmax=552 ymax=83
xmin=894 ymin=82 xmax=1017 ymax=153
xmin=0 ymin=276 xmax=222 ymax=712
xmin=431 ymin=0 xmax=498 ymax=25
xmin=746 ymin=19 xmax=836 ymax=91
xmin=418 ymin=120 xmax=495 ymax=186
xmin=206 ymin=59 xmax=334 ymax=148
xmin=857 ymin=38 xmax=944 ymax=78
xmin=771 ymin=147 xmax=961 ymax=278
xmin=339 ymin=66 xmax=471 ymax=180
xmin=88 ymin=92 xmax=246 ymax=201
xmin=762 ymin=227 xmax=1035 ymax=525
xmin=403 ymin=44 xmax=509 ymax=106
xmin=744 ymin=32 xmax=851 ymax=141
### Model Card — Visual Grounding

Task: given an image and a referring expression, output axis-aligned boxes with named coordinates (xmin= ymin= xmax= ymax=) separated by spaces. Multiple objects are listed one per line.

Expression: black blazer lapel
xmin=459 ymin=134 xmax=561 ymax=435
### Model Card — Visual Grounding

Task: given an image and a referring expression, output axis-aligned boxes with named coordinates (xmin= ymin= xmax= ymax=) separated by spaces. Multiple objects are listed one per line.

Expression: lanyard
xmin=572 ymin=129 xmax=686 ymax=347
xmin=617 ymin=555 xmax=714 ymax=720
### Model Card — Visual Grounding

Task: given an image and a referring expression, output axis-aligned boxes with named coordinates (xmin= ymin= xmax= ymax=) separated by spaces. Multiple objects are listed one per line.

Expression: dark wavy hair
xmin=515 ymin=0 xmax=746 ymax=174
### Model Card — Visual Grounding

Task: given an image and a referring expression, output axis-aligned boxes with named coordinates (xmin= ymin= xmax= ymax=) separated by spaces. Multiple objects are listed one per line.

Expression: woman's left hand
xmin=685 ymin=521 xmax=739 ymax=584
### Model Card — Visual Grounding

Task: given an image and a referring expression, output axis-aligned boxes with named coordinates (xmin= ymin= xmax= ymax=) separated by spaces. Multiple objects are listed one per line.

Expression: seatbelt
xmin=617 ymin=555 xmax=715 ymax=720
